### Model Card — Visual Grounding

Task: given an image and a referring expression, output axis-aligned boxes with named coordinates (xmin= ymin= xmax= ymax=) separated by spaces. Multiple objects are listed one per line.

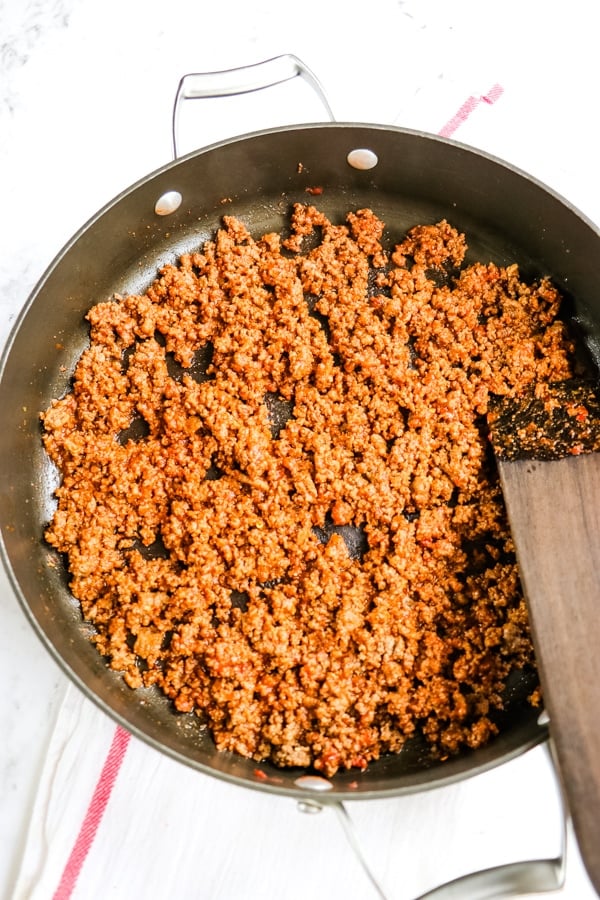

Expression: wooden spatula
xmin=488 ymin=381 xmax=600 ymax=895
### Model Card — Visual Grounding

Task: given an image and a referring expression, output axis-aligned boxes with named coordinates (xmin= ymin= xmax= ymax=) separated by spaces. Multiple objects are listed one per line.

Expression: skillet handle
xmin=172 ymin=54 xmax=335 ymax=158
xmin=415 ymin=741 xmax=568 ymax=899
xmin=414 ymin=858 xmax=564 ymax=900
xmin=322 ymin=742 xmax=569 ymax=899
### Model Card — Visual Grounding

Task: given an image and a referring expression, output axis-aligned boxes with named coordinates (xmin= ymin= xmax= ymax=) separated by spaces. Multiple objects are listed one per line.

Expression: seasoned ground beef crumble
xmin=41 ymin=205 xmax=575 ymax=776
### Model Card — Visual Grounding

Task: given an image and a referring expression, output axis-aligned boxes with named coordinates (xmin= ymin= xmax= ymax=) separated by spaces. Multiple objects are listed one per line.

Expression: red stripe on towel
xmin=439 ymin=83 xmax=504 ymax=137
xmin=53 ymin=725 xmax=131 ymax=900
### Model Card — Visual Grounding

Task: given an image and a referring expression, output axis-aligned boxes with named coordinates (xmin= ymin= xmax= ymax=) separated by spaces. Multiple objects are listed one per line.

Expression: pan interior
xmin=3 ymin=123 xmax=599 ymax=799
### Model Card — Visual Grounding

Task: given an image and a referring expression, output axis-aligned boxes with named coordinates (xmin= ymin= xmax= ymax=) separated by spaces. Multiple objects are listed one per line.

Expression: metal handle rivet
xmin=347 ymin=148 xmax=379 ymax=170
xmin=297 ymin=800 xmax=324 ymax=814
xmin=155 ymin=190 xmax=183 ymax=216
xmin=294 ymin=774 xmax=333 ymax=791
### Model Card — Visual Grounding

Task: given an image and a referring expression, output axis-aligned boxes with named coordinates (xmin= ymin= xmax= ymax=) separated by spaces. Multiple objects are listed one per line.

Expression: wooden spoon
xmin=488 ymin=381 xmax=600 ymax=895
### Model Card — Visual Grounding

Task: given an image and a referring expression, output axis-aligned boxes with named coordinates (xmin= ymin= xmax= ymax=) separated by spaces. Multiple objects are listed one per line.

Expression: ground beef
xmin=41 ymin=205 xmax=576 ymax=776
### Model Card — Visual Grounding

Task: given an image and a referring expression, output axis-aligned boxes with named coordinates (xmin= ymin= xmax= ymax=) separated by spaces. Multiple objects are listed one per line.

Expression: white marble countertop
xmin=1 ymin=1 xmax=599 ymax=898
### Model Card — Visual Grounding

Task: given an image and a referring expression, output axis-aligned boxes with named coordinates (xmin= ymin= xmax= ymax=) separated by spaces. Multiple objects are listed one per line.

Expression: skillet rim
xmin=4 ymin=120 xmax=583 ymax=800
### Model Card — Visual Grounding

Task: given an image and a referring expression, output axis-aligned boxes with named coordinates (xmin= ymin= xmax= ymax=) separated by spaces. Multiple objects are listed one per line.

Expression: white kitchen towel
xmin=13 ymin=681 xmax=593 ymax=900
xmin=10 ymin=78 xmax=599 ymax=900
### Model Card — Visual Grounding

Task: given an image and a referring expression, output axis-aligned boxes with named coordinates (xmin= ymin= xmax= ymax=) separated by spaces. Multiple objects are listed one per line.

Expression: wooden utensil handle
xmin=497 ymin=453 xmax=600 ymax=895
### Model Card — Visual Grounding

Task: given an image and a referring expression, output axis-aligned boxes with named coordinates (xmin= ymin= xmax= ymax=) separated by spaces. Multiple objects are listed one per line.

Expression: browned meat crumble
xmin=41 ymin=205 xmax=575 ymax=776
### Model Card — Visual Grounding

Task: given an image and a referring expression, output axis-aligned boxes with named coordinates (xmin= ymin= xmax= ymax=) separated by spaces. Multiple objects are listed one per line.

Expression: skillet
xmin=1 ymin=56 xmax=599 ymax=826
